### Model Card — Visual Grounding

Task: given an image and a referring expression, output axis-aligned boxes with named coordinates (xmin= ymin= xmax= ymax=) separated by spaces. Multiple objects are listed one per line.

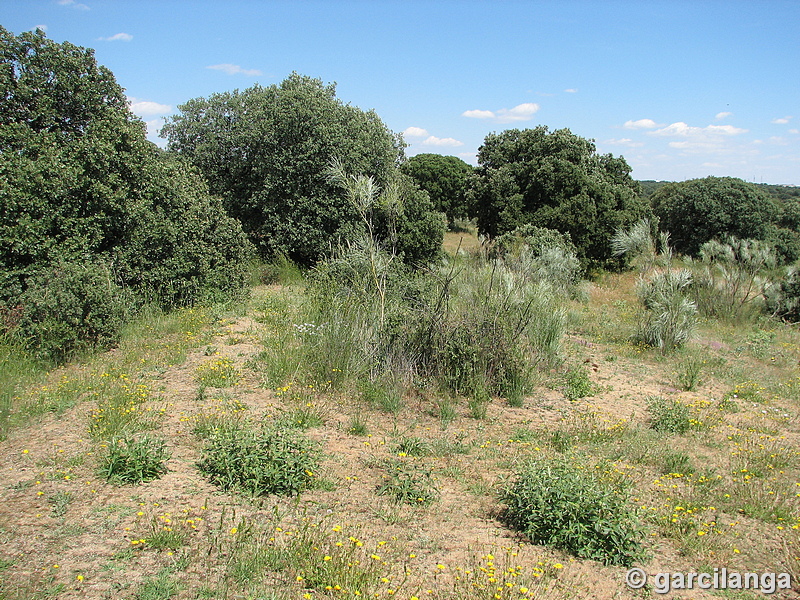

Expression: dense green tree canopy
xmin=161 ymin=74 xmax=441 ymax=265
xmin=1 ymin=27 xmax=146 ymax=297
xmin=0 ymin=27 xmax=251 ymax=359
xmin=400 ymin=153 xmax=473 ymax=226
xmin=469 ymin=126 xmax=649 ymax=270
xmin=651 ymin=176 xmax=779 ymax=256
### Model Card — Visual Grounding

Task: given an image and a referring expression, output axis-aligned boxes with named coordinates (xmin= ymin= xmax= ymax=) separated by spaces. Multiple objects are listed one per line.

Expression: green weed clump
xmin=376 ymin=459 xmax=440 ymax=506
xmin=562 ymin=366 xmax=595 ymax=401
xmin=198 ymin=421 xmax=319 ymax=497
xmin=415 ymin=260 xmax=564 ymax=403
xmin=196 ymin=357 xmax=240 ymax=388
xmin=647 ymin=396 xmax=691 ymax=434
xmin=98 ymin=435 xmax=171 ymax=485
xmin=674 ymin=354 xmax=704 ymax=391
xmin=500 ymin=456 xmax=645 ymax=566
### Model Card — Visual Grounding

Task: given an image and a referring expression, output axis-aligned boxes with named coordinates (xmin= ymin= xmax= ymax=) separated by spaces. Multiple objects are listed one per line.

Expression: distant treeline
xmin=638 ymin=180 xmax=800 ymax=202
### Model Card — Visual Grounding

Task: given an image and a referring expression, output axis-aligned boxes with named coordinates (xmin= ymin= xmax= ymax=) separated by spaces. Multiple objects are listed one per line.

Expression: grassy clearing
xmin=0 ymin=249 xmax=798 ymax=599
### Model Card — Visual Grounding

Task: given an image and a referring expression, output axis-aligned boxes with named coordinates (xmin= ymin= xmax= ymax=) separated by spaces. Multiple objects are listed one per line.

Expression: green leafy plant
xmin=674 ymin=354 xmax=704 ymax=391
xmin=98 ymin=435 xmax=171 ymax=485
xmin=394 ymin=436 xmax=430 ymax=457
xmin=500 ymin=456 xmax=645 ymax=566
xmin=688 ymin=237 xmax=776 ymax=322
xmin=346 ymin=413 xmax=369 ymax=436
xmin=647 ymin=395 xmax=691 ymax=434
xmin=563 ymin=366 xmax=595 ymax=401
xmin=198 ymin=422 xmax=319 ymax=497
xmin=145 ymin=521 xmax=188 ymax=551
xmin=359 ymin=373 xmax=403 ymax=413
xmin=437 ymin=397 xmax=458 ymax=430
xmin=278 ymin=404 xmax=324 ymax=429
xmin=47 ymin=490 xmax=73 ymax=518
xmin=376 ymin=459 xmax=440 ymax=506
xmin=17 ymin=261 xmax=131 ymax=363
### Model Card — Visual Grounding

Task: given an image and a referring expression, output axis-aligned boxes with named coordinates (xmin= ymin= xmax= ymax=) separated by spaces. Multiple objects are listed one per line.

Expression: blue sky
xmin=3 ymin=0 xmax=799 ymax=184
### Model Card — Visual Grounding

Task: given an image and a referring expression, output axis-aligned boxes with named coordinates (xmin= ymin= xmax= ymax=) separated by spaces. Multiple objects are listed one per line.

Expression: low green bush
xmin=198 ymin=421 xmax=319 ymax=497
xmin=98 ymin=435 xmax=171 ymax=485
xmin=500 ymin=456 xmax=645 ymax=566
xmin=646 ymin=395 xmax=691 ymax=434
xmin=563 ymin=366 xmax=595 ymax=401
xmin=376 ymin=459 xmax=440 ymax=506
xmin=17 ymin=260 xmax=131 ymax=363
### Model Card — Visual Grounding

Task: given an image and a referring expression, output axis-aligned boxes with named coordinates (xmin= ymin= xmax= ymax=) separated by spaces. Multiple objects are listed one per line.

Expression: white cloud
xmin=497 ymin=103 xmax=540 ymax=122
xmin=206 ymin=63 xmax=263 ymax=76
xmin=462 ymin=103 xmax=540 ymax=123
xmin=128 ymin=97 xmax=172 ymax=117
xmin=58 ymin=0 xmax=89 ymax=10
xmin=790 ymin=129 xmax=800 ymax=135
xmin=144 ymin=118 xmax=165 ymax=138
xmin=403 ymin=126 xmax=429 ymax=138
xmin=772 ymin=116 xmax=793 ymax=124
xmin=604 ymin=138 xmax=644 ymax=148
xmin=564 ymin=88 xmax=578 ymax=93
xmin=650 ymin=122 xmax=748 ymax=138
xmin=421 ymin=136 xmax=464 ymax=147
xmin=462 ymin=109 xmax=495 ymax=119
xmin=715 ymin=111 xmax=732 ymax=120
xmin=98 ymin=32 xmax=133 ymax=42
xmin=623 ymin=118 xmax=662 ymax=130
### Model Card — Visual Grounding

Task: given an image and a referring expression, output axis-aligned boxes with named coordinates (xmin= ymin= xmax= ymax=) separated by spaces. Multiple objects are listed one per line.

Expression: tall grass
xmin=0 ymin=340 xmax=46 ymax=440
xmin=303 ymin=247 xmax=567 ymax=405
xmin=636 ymin=269 xmax=698 ymax=353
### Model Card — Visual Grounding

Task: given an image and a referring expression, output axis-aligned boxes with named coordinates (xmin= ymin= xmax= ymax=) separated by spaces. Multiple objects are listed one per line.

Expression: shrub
xmin=376 ymin=459 xmax=440 ymax=506
xmin=611 ymin=218 xmax=673 ymax=272
xmin=500 ymin=456 xmax=645 ymax=566
xmin=0 ymin=28 xmax=252 ymax=360
xmin=647 ymin=395 xmax=691 ymax=434
xmin=162 ymin=74 xmax=444 ymax=266
xmin=686 ymin=237 xmax=776 ymax=322
xmin=112 ymin=154 xmax=253 ymax=309
xmin=400 ymin=153 xmax=474 ymax=227
xmin=198 ymin=422 xmax=319 ymax=497
xmin=493 ymin=225 xmax=581 ymax=294
xmin=17 ymin=260 xmax=130 ymax=363
xmin=415 ymin=260 xmax=564 ymax=400
xmin=563 ymin=366 xmax=595 ymax=401
xmin=636 ymin=269 xmax=697 ymax=353
xmin=470 ymin=126 xmax=650 ymax=270
xmin=98 ymin=435 xmax=171 ymax=485
xmin=765 ymin=265 xmax=800 ymax=322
